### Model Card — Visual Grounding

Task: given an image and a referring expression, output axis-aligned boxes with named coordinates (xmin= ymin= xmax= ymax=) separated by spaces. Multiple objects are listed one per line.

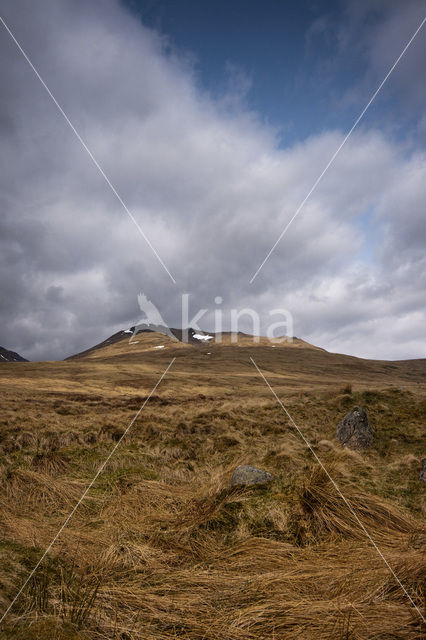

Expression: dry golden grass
xmin=0 ymin=333 xmax=425 ymax=638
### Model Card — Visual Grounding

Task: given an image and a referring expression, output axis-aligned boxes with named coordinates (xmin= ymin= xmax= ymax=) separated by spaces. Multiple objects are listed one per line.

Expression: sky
xmin=0 ymin=0 xmax=425 ymax=361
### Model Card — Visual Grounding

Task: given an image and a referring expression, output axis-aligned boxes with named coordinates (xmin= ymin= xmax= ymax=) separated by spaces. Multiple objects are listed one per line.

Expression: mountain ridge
xmin=0 ymin=346 xmax=28 ymax=362
xmin=65 ymin=327 xmax=326 ymax=361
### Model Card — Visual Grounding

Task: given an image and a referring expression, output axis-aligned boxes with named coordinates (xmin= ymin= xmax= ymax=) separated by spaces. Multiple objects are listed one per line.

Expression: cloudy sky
xmin=0 ymin=0 xmax=425 ymax=361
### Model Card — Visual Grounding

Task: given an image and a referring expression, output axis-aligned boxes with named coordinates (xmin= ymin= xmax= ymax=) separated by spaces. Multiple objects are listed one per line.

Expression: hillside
xmin=0 ymin=346 xmax=28 ymax=363
xmin=0 ymin=331 xmax=425 ymax=639
xmin=65 ymin=328 xmax=324 ymax=361
xmin=64 ymin=327 xmax=426 ymax=392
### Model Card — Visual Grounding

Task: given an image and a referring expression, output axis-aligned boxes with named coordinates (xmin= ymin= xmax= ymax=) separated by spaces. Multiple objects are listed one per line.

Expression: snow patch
xmin=124 ymin=329 xmax=133 ymax=334
xmin=193 ymin=333 xmax=213 ymax=341
xmin=153 ymin=345 xmax=165 ymax=349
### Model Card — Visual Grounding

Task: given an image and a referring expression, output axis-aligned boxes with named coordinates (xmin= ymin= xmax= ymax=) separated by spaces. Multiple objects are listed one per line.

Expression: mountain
xmin=63 ymin=327 xmax=426 ymax=390
xmin=65 ymin=326 xmax=202 ymax=360
xmin=0 ymin=345 xmax=28 ymax=362
xmin=65 ymin=327 xmax=324 ymax=360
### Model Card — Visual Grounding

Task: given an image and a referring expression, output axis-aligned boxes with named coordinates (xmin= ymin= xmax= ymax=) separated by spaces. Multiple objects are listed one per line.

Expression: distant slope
xmin=0 ymin=346 xmax=28 ymax=362
xmin=62 ymin=327 xmax=426 ymax=392
xmin=65 ymin=328 xmax=324 ymax=361
xmin=65 ymin=327 xmax=203 ymax=360
xmin=65 ymin=329 xmax=134 ymax=360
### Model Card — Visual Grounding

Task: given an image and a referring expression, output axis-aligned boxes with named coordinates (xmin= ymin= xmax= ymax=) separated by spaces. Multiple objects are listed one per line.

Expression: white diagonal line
xmin=0 ymin=15 xmax=176 ymax=284
xmin=250 ymin=356 xmax=426 ymax=623
xmin=0 ymin=357 xmax=175 ymax=625
xmin=249 ymin=15 xmax=426 ymax=283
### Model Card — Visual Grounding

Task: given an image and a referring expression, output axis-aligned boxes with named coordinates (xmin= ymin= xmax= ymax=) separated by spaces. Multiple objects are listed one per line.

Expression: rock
xmin=230 ymin=465 xmax=274 ymax=487
xmin=336 ymin=406 xmax=373 ymax=450
xmin=420 ymin=459 xmax=426 ymax=482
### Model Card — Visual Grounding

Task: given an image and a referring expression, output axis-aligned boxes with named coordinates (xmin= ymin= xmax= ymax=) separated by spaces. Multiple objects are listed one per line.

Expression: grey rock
xmin=420 ymin=459 xmax=426 ymax=482
xmin=230 ymin=465 xmax=274 ymax=487
xmin=336 ymin=406 xmax=373 ymax=450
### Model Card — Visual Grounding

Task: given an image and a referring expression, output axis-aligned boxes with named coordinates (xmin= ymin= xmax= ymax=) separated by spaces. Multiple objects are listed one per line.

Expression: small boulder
xmin=336 ymin=406 xmax=373 ymax=450
xmin=230 ymin=465 xmax=274 ymax=487
xmin=420 ymin=459 xmax=426 ymax=482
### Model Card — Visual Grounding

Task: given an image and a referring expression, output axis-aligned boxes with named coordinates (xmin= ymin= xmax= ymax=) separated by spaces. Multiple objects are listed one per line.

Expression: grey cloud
xmin=338 ymin=1 xmax=426 ymax=125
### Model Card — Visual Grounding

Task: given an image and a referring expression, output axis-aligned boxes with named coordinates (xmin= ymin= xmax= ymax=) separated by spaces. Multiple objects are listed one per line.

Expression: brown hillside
xmin=0 ymin=332 xmax=425 ymax=639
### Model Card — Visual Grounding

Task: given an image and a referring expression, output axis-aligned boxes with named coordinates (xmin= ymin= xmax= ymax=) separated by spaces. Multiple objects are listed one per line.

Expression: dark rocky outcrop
xmin=230 ymin=465 xmax=274 ymax=487
xmin=0 ymin=346 xmax=28 ymax=362
xmin=420 ymin=459 xmax=426 ymax=482
xmin=336 ymin=406 xmax=374 ymax=450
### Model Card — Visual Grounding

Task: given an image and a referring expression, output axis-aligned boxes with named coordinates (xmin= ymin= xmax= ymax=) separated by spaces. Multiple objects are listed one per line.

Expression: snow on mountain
xmin=0 ymin=346 xmax=28 ymax=362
